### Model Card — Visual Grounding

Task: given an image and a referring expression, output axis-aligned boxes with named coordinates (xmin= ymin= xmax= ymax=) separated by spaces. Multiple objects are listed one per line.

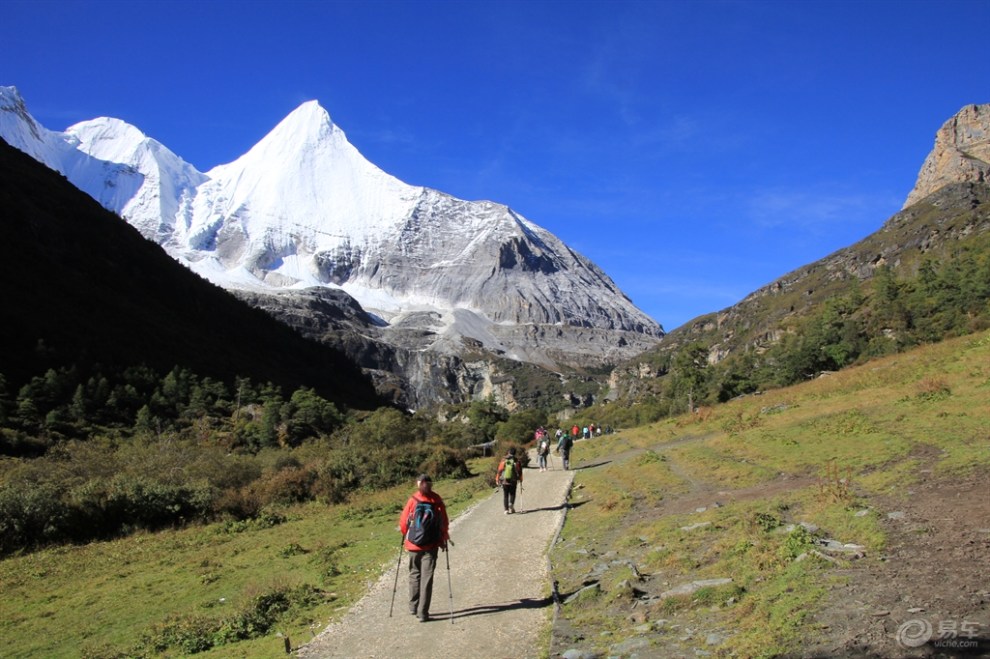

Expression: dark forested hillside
xmin=0 ymin=138 xmax=383 ymax=410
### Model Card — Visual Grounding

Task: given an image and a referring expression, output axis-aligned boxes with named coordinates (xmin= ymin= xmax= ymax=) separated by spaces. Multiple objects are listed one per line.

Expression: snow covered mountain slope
xmin=1 ymin=85 xmax=662 ymax=378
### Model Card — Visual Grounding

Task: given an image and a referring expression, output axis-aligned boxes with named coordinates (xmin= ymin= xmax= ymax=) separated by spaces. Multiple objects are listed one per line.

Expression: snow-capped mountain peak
xmin=0 ymin=86 xmax=663 ymax=374
xmin=65 ymin=116 xmax=148 ymax=161
xmin=200 ymin=99 xmax=419 ymax=251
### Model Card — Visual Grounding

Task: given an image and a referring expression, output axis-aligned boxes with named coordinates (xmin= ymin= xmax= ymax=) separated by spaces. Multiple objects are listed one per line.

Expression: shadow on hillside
xmin=445 ymin=587 xmax=581 ymax=620
xmin=516 ymin=500 xmax=588 ymax=515
xmin=573 ymin=460 xmax=611 ymax=470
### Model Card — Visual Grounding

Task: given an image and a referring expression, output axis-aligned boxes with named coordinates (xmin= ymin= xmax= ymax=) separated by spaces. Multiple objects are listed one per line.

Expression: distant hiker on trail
xmin=399 ymin=474 xmax=449 ymax=622
xmin=557 ymin=432 xmax=574 ymax=470
xmin=496 ymin=448 xmax=523 ymax=514
xmin=571 ymin=424 xmax=580 ymax=439
xmin=536 ymin=432 xmax=551 ymax=471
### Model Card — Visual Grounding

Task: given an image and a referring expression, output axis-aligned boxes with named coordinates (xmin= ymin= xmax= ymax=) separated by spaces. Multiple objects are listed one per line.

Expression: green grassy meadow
xmin=1 ymin=471 xmax=491 ymax=658
xmin=551 ymin=329 xmax=989 ymax=657
xmin=2 ymin=330 xmax=988 ymax=657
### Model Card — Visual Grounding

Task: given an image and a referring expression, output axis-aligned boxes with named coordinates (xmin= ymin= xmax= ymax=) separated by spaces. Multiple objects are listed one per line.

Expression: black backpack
xmin=406 ymin=500 xmax=440 ymax=546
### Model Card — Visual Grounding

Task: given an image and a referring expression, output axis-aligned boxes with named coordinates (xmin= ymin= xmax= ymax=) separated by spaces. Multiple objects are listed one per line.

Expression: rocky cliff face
xmin=904 ymin=104 xmax=990 ymax=208
xmin=232 ymin=285 xmax=642 ymax=410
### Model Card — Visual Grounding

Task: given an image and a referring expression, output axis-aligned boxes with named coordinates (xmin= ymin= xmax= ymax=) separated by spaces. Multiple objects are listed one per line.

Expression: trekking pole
xmin=445 ymin=541 xmax=454 ymax=624
xmin=388 ymin=535 xmax=404 ymax=618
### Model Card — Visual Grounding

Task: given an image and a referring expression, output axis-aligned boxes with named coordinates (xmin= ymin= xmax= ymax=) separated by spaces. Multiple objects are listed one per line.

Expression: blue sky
xmin=5 ymin=0 xmax=989 ymax=331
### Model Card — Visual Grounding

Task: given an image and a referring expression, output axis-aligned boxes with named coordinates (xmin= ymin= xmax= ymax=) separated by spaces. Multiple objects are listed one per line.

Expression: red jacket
xmin=399 ymin=490 xmax=449 ymax=552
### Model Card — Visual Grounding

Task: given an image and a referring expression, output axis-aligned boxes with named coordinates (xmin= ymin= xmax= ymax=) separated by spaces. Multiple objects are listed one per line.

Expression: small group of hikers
xmin=397 ymin=427 xmax=585 ymax=621
xmin=501 ymin=426 xmax=577 ymax=512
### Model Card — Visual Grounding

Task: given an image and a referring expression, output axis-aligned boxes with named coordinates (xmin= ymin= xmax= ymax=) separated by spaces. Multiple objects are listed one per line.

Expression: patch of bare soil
xmin=549 ymin=441 xmax=989 ymax=659
xmin=800 ymin=468 xmax=990 ymax=658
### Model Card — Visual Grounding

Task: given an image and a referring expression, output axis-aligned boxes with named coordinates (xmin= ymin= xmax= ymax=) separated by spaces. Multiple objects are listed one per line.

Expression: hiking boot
xmin=509 ymin=506 xmax=515 ymax=514
xmin=504 ymin=509 xmax=509 ymax=514
xmin=419 ymin=614 xmax=429 ymax=622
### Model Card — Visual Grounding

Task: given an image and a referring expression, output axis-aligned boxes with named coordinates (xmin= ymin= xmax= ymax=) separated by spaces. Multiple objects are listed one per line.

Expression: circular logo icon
xmin=897 ymin=618 xmax=933 ymax=648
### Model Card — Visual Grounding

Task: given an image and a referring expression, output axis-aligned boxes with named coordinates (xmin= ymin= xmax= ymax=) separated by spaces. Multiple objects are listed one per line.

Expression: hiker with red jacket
xmin=399 ymin=474 xmax=449 ymax=622
xmin=496 ymin=447 xmax=523 ymax=514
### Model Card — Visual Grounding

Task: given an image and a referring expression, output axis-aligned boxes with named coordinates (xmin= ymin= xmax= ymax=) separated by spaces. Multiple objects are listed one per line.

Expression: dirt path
xmin=803 ymin=465 xmax=990 ymax=657
xmin=297 ymin=451 xmax=574 ymax=659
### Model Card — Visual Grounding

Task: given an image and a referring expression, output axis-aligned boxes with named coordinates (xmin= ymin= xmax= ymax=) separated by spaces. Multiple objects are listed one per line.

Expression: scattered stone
xmin=817 ymin=539 xmax=866 ymax=557
xmin=610 ymin=636 xmax=651 ymax=654
xmin=561 ymin=649 xmax=597 ymax=659
xmin=565 ymin=582 xmax=601 ymax=604
xmin=854 ymin=509 xmax=871 ymax=517
xmin=680 ymin=522 xmax=712 ymax=532
xmin=660 ymin=578 xmax=733 ymax=599
xmin=706 ymin=632 xmax=727 ymax=645
xmin=887 ymin=511 xmax=906 ymax=520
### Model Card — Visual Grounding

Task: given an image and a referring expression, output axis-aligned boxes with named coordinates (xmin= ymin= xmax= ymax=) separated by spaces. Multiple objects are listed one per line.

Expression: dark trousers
xmin=408 ymin=548 xmax=438 ymax=617
xmin=502 ymin=481 xmax=518 ymax=510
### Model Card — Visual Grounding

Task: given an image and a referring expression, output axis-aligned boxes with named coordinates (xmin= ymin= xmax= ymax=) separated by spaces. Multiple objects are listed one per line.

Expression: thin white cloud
xmin=746 ymin=186 xmax=902 ymax=232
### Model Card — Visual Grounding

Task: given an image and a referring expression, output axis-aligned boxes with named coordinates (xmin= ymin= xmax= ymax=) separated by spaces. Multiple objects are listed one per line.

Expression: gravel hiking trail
xmin=297 ymin=451 xmax=574 ymax=659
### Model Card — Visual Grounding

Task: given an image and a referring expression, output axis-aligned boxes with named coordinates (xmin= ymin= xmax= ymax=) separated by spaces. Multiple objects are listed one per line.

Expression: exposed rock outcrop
xmin=904 ymin=103 xmax=990 ymax=208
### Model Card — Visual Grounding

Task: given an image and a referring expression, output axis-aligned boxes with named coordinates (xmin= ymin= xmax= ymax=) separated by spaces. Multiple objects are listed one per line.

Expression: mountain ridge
xmin=0 ymin=86 xmax=661 ymax=336
xmin=613 ymin=102 xmax=990 ymax=398
xmin=0 ymin=85 xmax=663 ymax=407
